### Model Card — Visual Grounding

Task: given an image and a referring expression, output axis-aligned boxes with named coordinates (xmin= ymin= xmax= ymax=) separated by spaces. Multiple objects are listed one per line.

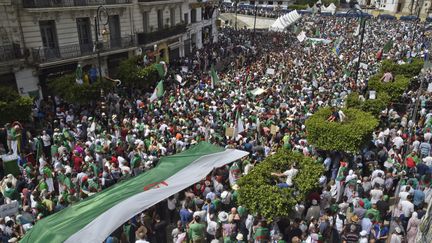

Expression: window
xmin=157 ymin=9 xmax=164 ymax=30
xmin=143 ymin=11 xmax=149 ymax=33
xmin=191 ymin=9 xmax=197 ymax=23
xmin=76 ymin=17 xmax=92 ymax=54
xmin=184 ymin=13 xmax=189 ymax=25
xmin=258 ymin=1 xmax=264 ymax=4
xmin=268 ymin=1 xmax=273 ymax=5
xmin=278 ymin=1 xmax=283 ymax=4
xmin=170 ymin=8 xmax=176 ymax=27
xmin=108 ymin=15 xmax=121 ymax=48
xmin=40 ymin=20 xmax=58 ymax=49
xmin=250 ymin=1 xmax=255 ymax=5
xmin=39 ymin=20 xmax=59 ymax=59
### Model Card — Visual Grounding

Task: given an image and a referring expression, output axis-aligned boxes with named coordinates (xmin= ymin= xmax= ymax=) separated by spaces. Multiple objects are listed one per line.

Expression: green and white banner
xmin=21 ymin=142 xmax=248 ymax=243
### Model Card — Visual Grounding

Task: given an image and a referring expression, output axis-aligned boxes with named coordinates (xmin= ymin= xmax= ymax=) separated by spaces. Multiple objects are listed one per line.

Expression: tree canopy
xmin=237 ymin=149 xmax=324 ymax=220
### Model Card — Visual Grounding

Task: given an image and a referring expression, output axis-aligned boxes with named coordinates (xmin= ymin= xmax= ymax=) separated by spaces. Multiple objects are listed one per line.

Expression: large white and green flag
xmin=21 ymin=142 xmax=248 ymax=243
xmin=210 ymin=65 xmax=219 ymax=88
xmin=149 ymin=80 xmax=164 ymax=102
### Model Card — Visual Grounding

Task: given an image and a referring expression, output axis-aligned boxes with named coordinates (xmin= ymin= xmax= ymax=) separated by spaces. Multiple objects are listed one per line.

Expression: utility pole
xmin=235 ymin=0 xmax=238 ymax=30
xmin=253 ymin=4 xmax=257 ymax=44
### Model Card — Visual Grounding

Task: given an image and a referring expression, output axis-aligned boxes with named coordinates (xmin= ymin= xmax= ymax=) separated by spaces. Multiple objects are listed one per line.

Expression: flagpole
xmin=234 ymin=0 xmax=238 ymax=30
xmin=345 ymin=1 xmax=367 ymax=94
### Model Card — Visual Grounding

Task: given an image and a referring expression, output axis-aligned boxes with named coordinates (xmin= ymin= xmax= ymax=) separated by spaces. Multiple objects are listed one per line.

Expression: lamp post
xmin=94 ymin=6 xmax=109 ymax=81
xmin=346 ymin=0 xmax=366 ymax=91
xmin=253 ymin=4 xmax=258 ymax=43
xmin=234 ymin=0 xmax=238 ymax=30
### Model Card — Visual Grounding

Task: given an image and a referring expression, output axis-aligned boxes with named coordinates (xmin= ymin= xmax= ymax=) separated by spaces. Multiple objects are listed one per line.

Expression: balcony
xmin=136 ymin=24 xmax=187 ymax=45
xmin=0 ymin=44 xmax=23 ymax=63
xmin=22 ymin=0 xmax=132 ymax=8
xmin=137 ymin=0 xmax=183 ymax=6
xmin=31 ymin=36 xmax=135 ymax=64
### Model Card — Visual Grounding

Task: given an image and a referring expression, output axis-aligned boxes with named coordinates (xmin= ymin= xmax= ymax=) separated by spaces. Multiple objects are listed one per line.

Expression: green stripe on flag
xmin=383 ymin=39 xmax=393 ymax=53
xmin=21 ymin=142 xmax=226 ymax=243
xmin=210 ymin=65 xmax=219 ymax=88
xmin=156 ymin=80 xmax=164 ymax=97
xmin=155 ymin=63 xmax=165 ymax=78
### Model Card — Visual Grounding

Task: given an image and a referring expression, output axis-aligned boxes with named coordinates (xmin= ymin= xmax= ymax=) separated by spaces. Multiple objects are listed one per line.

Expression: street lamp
xmin=234 ymin=0 xmax=238 ymax=30
xmin=253 ymin=4 xmax=258 ymax=43
xmin=345 ymin=0 xmax=366 ymax=91
xmin=94 ymin=6 xmax=109 ymax=81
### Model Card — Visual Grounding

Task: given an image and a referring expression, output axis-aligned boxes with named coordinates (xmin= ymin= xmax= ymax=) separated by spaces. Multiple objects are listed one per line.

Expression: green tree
xmin=381 ymin=58 xmax=423 ymax=78
xmin=0 ymin=87 xmax=33 ymax=124
xmin=368 ymin=75 xmax=410 ymax=102
xmin=346 ymin=92 xmax=390 ymax=117
xmin=47 ymin=75 xmax=113 ymax=105
xmin=237 ymin=150 xmax=323 ymax=220
xmin=117 ymin=57 xmax=159 ymax=90
xmin=305 ymin=108 xmax=378 ymax=152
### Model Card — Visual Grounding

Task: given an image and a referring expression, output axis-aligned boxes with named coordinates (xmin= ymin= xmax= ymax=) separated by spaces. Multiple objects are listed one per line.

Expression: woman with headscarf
xmin=406 ymin=212 xmax=420 ymax=243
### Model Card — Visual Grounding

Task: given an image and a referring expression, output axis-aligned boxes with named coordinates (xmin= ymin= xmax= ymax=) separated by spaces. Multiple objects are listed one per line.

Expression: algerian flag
xmin=20 ymin=142 xmax=248 ymax=243
xmin=150 ymin=80 xmax=164 ymax=102
xmin=256 ymin=116 xmax=261 ymax=138
xmin=235 ymin=109 xmax=245 ymax=136
xmin=250 ymin=87 xmax=266 ymax=96
xmin=383 ymin=39 xmax=393 ymax=53
xmin=354 ymin=23 xmax=360 ymax=36
xmin=343 ymin=68 xmax=351 ymax=78
xmin=154 ymin=62 xmax=167 ymax=79
xmin=210 ymin=65 xmax=219 ymax=88
xmin=75 ymin=64 xmax=83 ymax=84
xmin=175 ymin=74 xmax=186 ymax=86
xmin=315 ymin=29 xmax=320 ymax=38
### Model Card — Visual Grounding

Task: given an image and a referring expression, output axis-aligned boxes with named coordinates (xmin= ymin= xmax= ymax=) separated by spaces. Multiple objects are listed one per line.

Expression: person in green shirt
xmin=131 ymin=153 xmax=142 ymax=168
xmin=254 ymin=220 xmax=270 ymax=242
xmin=188 ymin=215 xmax=206 ymax=243
xmin=366 ymin=204 xmax=381 ymax=222
xmin=42 ymin=164 xmax=54 ymax=193
xmin=3 ymin=182 xmax=20 ymax=202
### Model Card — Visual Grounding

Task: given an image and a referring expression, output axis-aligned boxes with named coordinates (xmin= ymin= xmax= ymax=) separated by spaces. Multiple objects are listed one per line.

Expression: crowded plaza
xmin=0 ymin=4 xmax=432 ymax=243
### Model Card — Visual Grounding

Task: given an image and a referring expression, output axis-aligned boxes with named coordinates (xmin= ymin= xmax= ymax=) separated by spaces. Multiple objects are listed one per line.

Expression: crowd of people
xmin=0 ymin=11 xmax=431 ymax=243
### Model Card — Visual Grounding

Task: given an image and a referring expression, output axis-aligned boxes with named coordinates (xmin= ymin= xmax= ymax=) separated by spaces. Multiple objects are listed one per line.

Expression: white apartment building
xmin=0 ymin=0 xmax=219 ymax=98
xmin=236 ymin=0 xmax=294 ymax=8
xmin=360 ymin=0 xmax=432 ymax=15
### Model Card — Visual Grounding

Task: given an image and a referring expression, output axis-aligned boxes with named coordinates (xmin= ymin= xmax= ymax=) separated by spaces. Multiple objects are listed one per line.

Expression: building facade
xmin=0 ymin=0 xmax=219 ymax=97
xmin=360 ymin=0 xmax=432 ymax=15
xmin=223 ymin=0 xmax=294 ymax=8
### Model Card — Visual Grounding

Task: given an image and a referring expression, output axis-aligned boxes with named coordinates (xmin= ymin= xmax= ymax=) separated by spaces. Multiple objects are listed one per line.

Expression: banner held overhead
xmin=21 ymin=142 xmax=248 ymax=243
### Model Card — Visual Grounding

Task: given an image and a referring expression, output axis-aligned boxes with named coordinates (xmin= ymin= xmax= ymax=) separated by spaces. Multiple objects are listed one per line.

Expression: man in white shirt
xmin=370 ymin=184 xmax=383 ymax=204
xmin=399 ymin=196 xmax=414 ymax=218
xmin=271 ymin=165 xmax=298 ymax=188
xmin=398 ymin=186 xmax=411 ymax=201
xmin=371 ymin=173 xmax=385 ymax=188
xmin=392 ymin=135 xmax=404 ymax=150
xmin=42 ymin=130 xmax=51 ymax=157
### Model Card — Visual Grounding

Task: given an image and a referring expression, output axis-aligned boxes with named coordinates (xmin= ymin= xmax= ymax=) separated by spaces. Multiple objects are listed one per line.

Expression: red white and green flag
xmin=210 ymin=65 xmax=219 ymax=89
xmin=21 ymin=142 xmax=247 ymax=243
xmin=149 ymin=80 xmax=164 ymax=102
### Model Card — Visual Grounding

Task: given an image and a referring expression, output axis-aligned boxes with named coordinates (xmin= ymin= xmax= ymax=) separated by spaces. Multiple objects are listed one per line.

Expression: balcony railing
xmin=31 ymin=36 xmax=135 ymax=63
xmin=23 ymin=0 xmax=132 ymax=8
xmin=0 ymin=44 xmax=23 ymax=63
xmin=138 ymin=0 xmax=170 ymax=2
xmin=136 ymin=24 xmax=187 ymax=45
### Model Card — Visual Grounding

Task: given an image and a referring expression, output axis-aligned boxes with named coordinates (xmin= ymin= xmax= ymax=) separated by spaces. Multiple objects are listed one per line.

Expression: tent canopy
xmin=269 ymin=10 xmax=302 ymax=32
xmin=21 ymin=142 xmax=248 ymax=243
